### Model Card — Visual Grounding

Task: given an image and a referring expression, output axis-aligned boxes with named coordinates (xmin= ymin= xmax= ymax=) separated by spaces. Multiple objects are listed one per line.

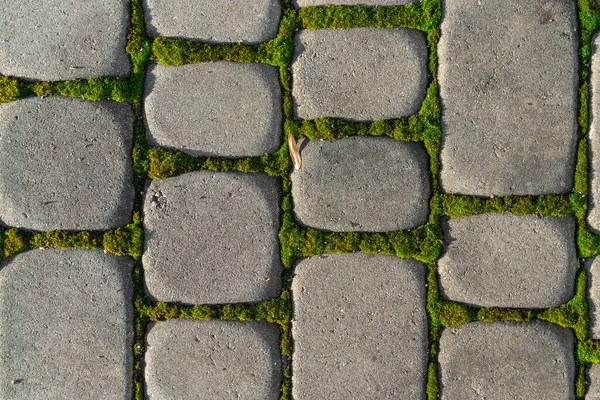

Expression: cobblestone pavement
xmin=3 ymin=0 xmax=600 ymax=399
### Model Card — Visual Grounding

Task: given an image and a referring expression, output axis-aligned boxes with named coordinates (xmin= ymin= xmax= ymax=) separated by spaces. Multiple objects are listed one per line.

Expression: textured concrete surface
xmin=0 ymin=0 xmax=129 ymax=80
xmin=292 ymin=253 xmax=428 ymax=399
xmin=0 ymin=97 xmax=135 ymax=231
xmin=439 ymin=0 xmax=578 ymax=196
xmin=438 ymin=214 xmax=577 ymax=308
xmin=291 ymin=136 xmax=430 ymax=232
xmin=142 ymin=171 xmax=281 ymax=304
xmin=144 ymin=62 xmax=282 ymax=158
xmin=0 ymin=249 xmax=133 ymax=399
xmin=588 ymin=257 xmax=600 ymax=339
xmin=439 ymin=321 xmax=575 ymax=400
xmin=588 ymin=32 xmax=600 ymax=233
xmin=295 ymin=0 xmax=416 ymax=5
xmin=587 ymin=364 xmax=600 ymax=399
xmin=292 ymin=28 xmax=428 ymax=121
xmin=144 ymin=320 xmax=281 ymax=400
xmin=143 ymin=0 xmax=281 ymax=44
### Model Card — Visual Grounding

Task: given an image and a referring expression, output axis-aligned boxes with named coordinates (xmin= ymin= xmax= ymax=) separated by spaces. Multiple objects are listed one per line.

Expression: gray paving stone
xmin=439 ymin=0 xmax=578 ymax=196
xmin=0 ymin=97 xmax=135 ymax=231
xmin=587 ymin=364 xmax=600 ymax=399
xmin=588 ymin=33 xmax=600 ymax=233
xmin=587 ymin=257 xmax=600 ymax=339
xmin=143 ymin=0 xmax=281 ymax=44
xmin=292 ymin=253 xmax=428 ymax=399
xmin=439 ymin=214 xmax=577 ymax=308
xmin=439 ymin=321 xmax=575 ymax=400
xmin=144 ymin=62 xmax=282 ymax=158
xmin=0 ymin=249 xmax=133 ymax=399
xmin=291 ymin=136 xmax=430 ymax=232
xmin=144 ymin=319 xmax=281 ymax=400
xmin=0 ymin=0 xmax=129 ymax=80
xmin=292 ymin=28 xmax=428 ymax=121
xmin=142 ymin=171 xmax=281 ymax=304
xmin=294 ymin=0 xmax=416 ymax=5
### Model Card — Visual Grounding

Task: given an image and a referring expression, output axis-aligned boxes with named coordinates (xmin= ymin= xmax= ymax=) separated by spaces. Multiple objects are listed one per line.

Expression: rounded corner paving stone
xmin=142 ymin=170 xmax=281 ymax=305
xmin=0 ymin=0 xmax=130 ymax=80
xmin=588 ymin=31 xmax=600 ymax=233
xmin=144 ymin=319 xmax=282 ymax=400
xmin=291 ymin=27 xmax=428 ymax=121
xmin=0 ymin=96 xmax=135 ymax=231
xmin=439 ymin=321 xmax=575 ymax=400
xmin=0 ymin=249 xmax=134 ymax=399
xmin=439 ymin=0 xmax=578 ymax=196
xmin=292 ymin=253 xmax=428 ymax=399
xmin=587 ymin=363 xmax=600 ymax=399
xmin=143 ymin=0 xmax=281 ymax=44
xmin=291 ymin=136 xmax=430 ymax=232
xmin=144 ymin=62 xmax=282 ymax=158
xmin=438 ymin=213 xmax=577 ymax=308
xmin=587 ymin=256 xmax=600 ymax=339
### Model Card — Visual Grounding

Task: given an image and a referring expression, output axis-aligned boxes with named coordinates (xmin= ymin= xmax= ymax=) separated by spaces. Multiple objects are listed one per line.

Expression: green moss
xmin=441 ymin=194 xmax=571 ymax=218
xmin=3 ymin=228 xmax=31 ymax=258
xmin=103 ymin=212 xmax=144 ymax=258
xmin=438 ymin=301 xmax=474 ymax=326
xmin=477 ymin=308 xmax=533 ymax=323
xmin=0 ymin=76 xmax=31 ymax=103
xmin=31 ymin=230 xmax=101 ymax=250
xmin=426 ymin=361 xmax=439 ymax=400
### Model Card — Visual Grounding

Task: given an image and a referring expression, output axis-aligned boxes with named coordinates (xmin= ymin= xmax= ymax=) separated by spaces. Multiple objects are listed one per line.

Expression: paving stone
xmin=439 ymin=0 xmax=578 ymax=196
xmin=292 ymin=28 xmax=428 ymax=121
xmin=144 ymin=320 xmax=281 ymax=400
xmin=0 ymin=249 xmax=134 ymax=399
xmin=143 ymin=0 xmax=281 ymax=44
xmin=439 ymin=321 xmax=575 ymax=400
xmin=144 ymin=62 xmax=282 ymax=158
xmin=587 ymin=257 xmax=600 ymax=339
xmin=292 ymin=253 xmax=428 ymax=399
xmin=142 ymin=171 xmax=281 ymax=304
xmin=0 ymin=0 xmax=129 ymax=80
xmin=438 ymin=214 xmax=577 ymax=308
xmin=587 ymin=364 xmax=600 ymax=399
xmin=0 ymin=97 xmax=135 ymax=231
xmin=588 ymin=33 xmax=600 ymax=233
xmin=294 ymin=0 xmax=417 ymax=5
xmin=291 ymin=136 xmax=430 ymax=232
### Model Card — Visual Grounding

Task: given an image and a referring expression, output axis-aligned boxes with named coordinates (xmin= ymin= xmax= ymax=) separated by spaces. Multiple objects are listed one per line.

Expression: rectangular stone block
xmin=588 ymin=32 xmax=600 ymax=232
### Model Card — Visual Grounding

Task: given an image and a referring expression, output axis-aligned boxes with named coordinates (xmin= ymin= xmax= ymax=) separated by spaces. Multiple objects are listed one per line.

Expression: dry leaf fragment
xmin=288 ymin=133 xmax=301 ymax=169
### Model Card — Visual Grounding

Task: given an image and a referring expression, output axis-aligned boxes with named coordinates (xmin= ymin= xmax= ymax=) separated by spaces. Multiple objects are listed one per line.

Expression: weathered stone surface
xmin=439 ymin=321 xmax=575 ymax=400
xmin=588 ymin=32 xmax=600 ymax=233
xmin=292 ymin=253 xmax=428 ymax=399
xmin=0 ymin=97 xmax=135 ymax=231
xmin=144 ymin=320 xmax=281 ymax=400
xmin=295 ymin=0 xmax=416 ymax=5
xmin=291 ymin=136 xmax=430 ymax=232
xmin=144 ymin=62 xmax=282 ymax=158
xmin=439 ymin=214 xmax=577 ymax=308
xmin=143 ymin=0 xmax=281 ymax=44
xmin=439 ymin=0 xmax=578 ymax=196
xmin=0 ymin=0 xmax=129 ymax=80
xmin=587 ymin=257 xmax=600 ymax=339
xmin=0 ymin=249 xmax=133 ymax=399
xmin=142 ymin=171 xmax=281 ymax=304
xmin=292 ymin=28 xmax=428 ymax=121
xmin=587 ymin=364 xmax=600 ymax=399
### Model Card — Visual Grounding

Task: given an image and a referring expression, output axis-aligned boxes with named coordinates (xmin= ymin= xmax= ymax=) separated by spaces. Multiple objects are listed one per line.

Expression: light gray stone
xmin=143 ymin=0 xmax=281 ymax=44
xmin=292 ymin=253 xmax=428 ymax=399
xmin=294 ymin=0 xmax=416 ymax=5
xmin=144 ymin=62 xmax=282 ymax=158
xmin=588 ymin=33 xmax=600 ymax=233
xmin=587 ymin=364 xmax=600 ymax=399
xmin=439 ymin=321 xmax=575 ymax=400
xmin=438 ymin=214 xmax=577 ymax=308
xmin=144 ymin=320 xmax=281 ymax=400
xmin=291 ymin=136 xmax=430 ymax=232
xmin=292 ymin=28 xmax=428 ymax=121
xmin=0 ymin=249 xmax=133 ymax=399
xmin=142 ymin=171 xmax=281 ymax=304
xmin=0 ymin=0 xmax=129 ymax=80
xmin=439 ymin=0 xmax=578 ymax=196
xmin=587 ymin=257 xmax=600 ymax=339
xmin=0 ymin=97 xmax=135 ymax=231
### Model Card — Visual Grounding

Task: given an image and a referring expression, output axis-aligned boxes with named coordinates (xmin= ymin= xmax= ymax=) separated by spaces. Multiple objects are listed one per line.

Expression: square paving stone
xmin=292 ymin=28 xmax=428 ymax=121
xmin=292 ymin=253 xmax=428 ymax=399
xmin=439 ymin=321 xmax=575 ymax=400
xmin=144 ymin=320 xmax=281 ymax=400
xmin=291 ymin=136 xmax=430 ymax=232
xmin=588 ymin=33 xmax=600 ymax=233
xmin=144 ymin=62 xmax=282 ymax=158
xmin=0 ymin=0 xmax=129 ymax=80
xmin=0 ymin=249 xmax=134 ymax=399
xmin=142 ymin=171 xmax=281 ymax=304
xmin=0 ymin=97 xmax=135 ymax=231
xmin=587 ymin=257 xmax=600 ymax=339
xmin=143 ymin=0 xmax=281 ymax=44
xmin=438 ymin=214 xmax=577 ymax=308
xmin=439 ymin=0 xmax=578 ymax=196
xmin=587 ymin=364 xmax=600 ymax=399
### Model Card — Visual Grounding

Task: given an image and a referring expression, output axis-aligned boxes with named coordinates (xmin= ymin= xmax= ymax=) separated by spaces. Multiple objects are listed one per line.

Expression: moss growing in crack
xmin=477 ymin=308 xmax=533 ymax=323
xmin=3 ymin=228 xmax=31 ymax=258
xmin=0 ymin=76 xmax=32 ymax=103
xmin=31 ymin=231 xmax=101 ymax=250
xmin=438 ymin=301 xmax=474 ymax=326
xmin=441 ymin=194 xmax=571 ymax=218
xmin=103 ymin=212 xmax=144 ymax=258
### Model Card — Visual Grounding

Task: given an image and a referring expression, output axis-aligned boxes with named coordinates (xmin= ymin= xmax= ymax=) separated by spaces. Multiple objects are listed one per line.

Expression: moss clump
xmin=438 ymin=301 xmax=474 ymax=326
xmin=31 ymin=230 xmax=101 ymax=250
xmin=0 ymin=76 xmax=31 ymax=103
xmin=441 ymin=194 xmax=571 ymax=218
xmin=477 ymin=308 xmax=533 ymax=323
xmin=3 ymin=228 xmax=31 ymax=258
xmin=299 ymin=4 xmax=426 ymax=30
xmin=103 ymin=212 xmax=144 ymax=258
